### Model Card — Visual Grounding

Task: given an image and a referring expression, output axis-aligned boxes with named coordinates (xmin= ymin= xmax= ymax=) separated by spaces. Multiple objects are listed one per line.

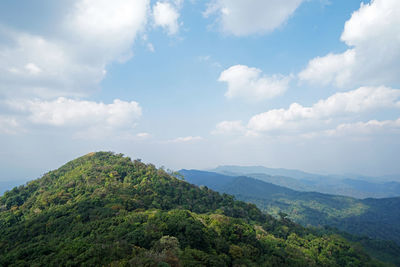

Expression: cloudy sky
xmin=1 ymin=0 xmax=400 ymax=182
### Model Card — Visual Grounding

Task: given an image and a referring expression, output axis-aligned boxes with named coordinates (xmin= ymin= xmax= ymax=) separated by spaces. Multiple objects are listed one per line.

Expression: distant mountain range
xmin=180 ymin=169 xmax=400 ymax=248
xmin=212 ymin=165 xmax=324 ymax=181
xmin=2 ymin=152 xmax=393 ymax=266
xmin=211 ymin=165 xmax=400 ymax=199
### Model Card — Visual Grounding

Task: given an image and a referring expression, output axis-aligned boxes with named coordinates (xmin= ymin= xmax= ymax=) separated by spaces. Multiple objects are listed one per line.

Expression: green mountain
xmin=0 ymin=152 xmax=389 ymax=266
xmin=180 ymin=170 xmax=400 ymax=265
xmin=211 ymin=166 xmax=400 ymax=199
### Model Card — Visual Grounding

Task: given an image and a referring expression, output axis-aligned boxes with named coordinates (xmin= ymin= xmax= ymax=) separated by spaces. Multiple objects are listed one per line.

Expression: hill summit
xmin=0 ymin=152 xmax=387 ymax=266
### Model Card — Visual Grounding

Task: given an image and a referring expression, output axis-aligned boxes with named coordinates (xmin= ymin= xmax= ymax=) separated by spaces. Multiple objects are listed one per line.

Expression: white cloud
xmin=0 ymin=30 xmax=102 ymax=98
xmin=24 ymin=63 xmax=42 ymax=75
xmin=299 ymin=0 xmax=400 ymax=88
xmin=298 ymin=50 xmax=355 ymax=87
xmin=218 ymin=65 xmax=290 ymax=101
xmin=249 ymin=86 xmax=400 ymax=132
xmin=311 ymin=86 xmax=400 ymax=116
xmin=168 ymin=136 xmax=203 ymax=143
xmin=204 ymin=0 xmax=304 ymax=36
xmin=212 ymin=120 xmax=245 ymax=135
xmin=5 ymin=98 xmax=141 ymax=131
xmin=153 ymin=2 xmax=180 ymax=35
xmin=214 ymin=86 xmax=400 ymax=135
xmin=66 ymin=0 xmax=149 ymax=61
xmin=326 ymin=118 xmax=400 ymax=137
xmin=0 ymin=0 xmax=149 ymax=98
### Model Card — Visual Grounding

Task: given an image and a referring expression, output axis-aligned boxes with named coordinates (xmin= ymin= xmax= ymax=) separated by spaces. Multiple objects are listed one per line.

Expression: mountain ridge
xmin=0 ymin=152 xmax=390 ymax=266
xmin=180 ymin=170 xmax=400 ymax=247
xmin=211 ymin=165 xmax=400 ymax=199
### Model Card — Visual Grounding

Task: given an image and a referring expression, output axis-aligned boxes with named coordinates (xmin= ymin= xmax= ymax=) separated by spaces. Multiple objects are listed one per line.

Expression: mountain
xmin=0 ymin=152 xmax=389 ymax=266
xmin=212 ymin=165 xmax=323 ymax=181
xmin=180 ymin=169 xmax=400 ymax=265
xmin=211 ymin=166 xmax=400 ymax=199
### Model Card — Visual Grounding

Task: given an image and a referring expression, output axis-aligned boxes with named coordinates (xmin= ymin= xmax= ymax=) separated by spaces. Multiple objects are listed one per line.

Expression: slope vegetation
xmin=0 ymin=152 xmax=388 ymax=266
xmin=180 ymin=169 xmax=400 ymax=265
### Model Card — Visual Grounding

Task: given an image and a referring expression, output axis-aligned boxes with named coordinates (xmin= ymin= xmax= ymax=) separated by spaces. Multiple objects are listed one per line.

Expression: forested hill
xmin=180 ymin=169 xmax=400 ymax=265
xmin=0 ymin=152 xmax=390 ymax=266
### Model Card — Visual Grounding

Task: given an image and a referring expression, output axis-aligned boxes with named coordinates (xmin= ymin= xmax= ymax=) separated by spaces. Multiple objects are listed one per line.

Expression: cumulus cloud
xmin=4 ymin=98 xmax=142 ymax=135
xmin=218 ymin=65 xmax=290 ymax=101
xmin=0 ymin=30 xmax=102 ymax=98
xmin=24 ymin=63 xmax=42 ymax=75
xmin=214 ymin=86 xmax=400 ymax=135
xmin=66 ymin=0 xmax=149 ymax=61
xmin=298 ymin=50 xmax=355 ymax=87
xmin=204 ymin=0 xmax=304 ymax=36
xmin=212 ymin=120 xmax=246 ymax=135
xmin=248 ymin=86 xmax=400 ymax=132
xmin=0 ymin=0 xmax=149 ymax=98
xmin=152 ymin=2 xmax=180 ymax=35
xmin=299 ymin=0 xmax=400 ymax=88
xmin=326 ymin=118 xmax=400 ymax=137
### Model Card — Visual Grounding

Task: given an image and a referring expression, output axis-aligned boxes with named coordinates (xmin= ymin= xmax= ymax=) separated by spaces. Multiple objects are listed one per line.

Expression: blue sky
xmin=1 ymin=0 xmax=400 ymax=182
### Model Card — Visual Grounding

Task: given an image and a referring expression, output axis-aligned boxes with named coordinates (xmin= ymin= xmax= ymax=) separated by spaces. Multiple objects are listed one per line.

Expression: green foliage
xmin=181 ymin=170 xmax=400 ymax=245
xmin=181 ymin=170 xmax=400 ymax=266
xmin=0 ymin=152 xmax=390 ymax=266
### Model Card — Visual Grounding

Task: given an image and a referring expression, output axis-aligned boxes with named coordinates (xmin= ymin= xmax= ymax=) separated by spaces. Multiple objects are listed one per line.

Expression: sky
xmin=1 ymin=0 xmax=400 ymax=182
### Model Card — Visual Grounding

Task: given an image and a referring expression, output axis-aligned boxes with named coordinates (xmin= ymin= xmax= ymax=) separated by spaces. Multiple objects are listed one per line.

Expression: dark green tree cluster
xmin=0 ymin=152 xmax=390 ymax=266
xmin=180 ymin=170 xmax=400 ymax=248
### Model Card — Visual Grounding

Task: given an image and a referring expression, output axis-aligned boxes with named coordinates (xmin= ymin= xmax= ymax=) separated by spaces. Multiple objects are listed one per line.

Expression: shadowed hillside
xmin=180 ymin=169 xmax=400 ymax=265
xmin=212 ymin=166 xmax=400 ymax=199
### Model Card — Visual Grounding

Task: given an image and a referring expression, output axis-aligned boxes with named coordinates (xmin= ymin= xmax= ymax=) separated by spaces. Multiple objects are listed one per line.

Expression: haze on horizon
xmin=1 ymin=0 xmax=400 ymax=182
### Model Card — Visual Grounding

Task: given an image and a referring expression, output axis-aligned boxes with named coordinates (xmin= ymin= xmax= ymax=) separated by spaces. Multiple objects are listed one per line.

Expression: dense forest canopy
xmin=180 ymin=170 xmax=400 ymax=243
xmin=0 ymin=152 xmax=393 ymax=266
xmin=180 ymin=169 xmax=400 ymax=265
